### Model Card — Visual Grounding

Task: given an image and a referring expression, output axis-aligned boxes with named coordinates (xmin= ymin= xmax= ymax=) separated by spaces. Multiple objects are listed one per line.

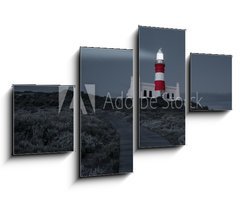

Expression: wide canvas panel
xmin=13 ymin=85 xmax=74 ymax=155
xmin=138 ymin=26 xmax=185 ymax=148
xmin=189 ymin=53 xmax=232 ymax=111
xmin=80 ymin=47 xmax=133 ymax=177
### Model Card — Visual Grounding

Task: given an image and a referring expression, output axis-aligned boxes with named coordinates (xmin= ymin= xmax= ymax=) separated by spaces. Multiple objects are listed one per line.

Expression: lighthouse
xmin=127 ymin=48 xmax=180 ymax=100
xmin=154 ymin=48 xmax=165 ymax=97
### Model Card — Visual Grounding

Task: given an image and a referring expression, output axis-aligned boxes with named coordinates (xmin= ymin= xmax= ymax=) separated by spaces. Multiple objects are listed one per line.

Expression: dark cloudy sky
xmin=139 ymin=26 xmax=185 ymax=96
xmin=190 ymin=53 xmax=232 ymax=94
xmin=80 ymin=47 xmax=132 ymax=97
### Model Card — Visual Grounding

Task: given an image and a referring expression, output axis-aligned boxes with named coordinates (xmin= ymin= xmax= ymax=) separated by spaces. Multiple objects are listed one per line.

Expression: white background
xmin=0 ymin=0 xmax=240 ymax=200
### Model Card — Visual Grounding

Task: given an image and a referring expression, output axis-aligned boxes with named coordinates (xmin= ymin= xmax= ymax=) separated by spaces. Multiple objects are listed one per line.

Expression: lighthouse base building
xmin=126 ymin=76 xmax=181 ymax=101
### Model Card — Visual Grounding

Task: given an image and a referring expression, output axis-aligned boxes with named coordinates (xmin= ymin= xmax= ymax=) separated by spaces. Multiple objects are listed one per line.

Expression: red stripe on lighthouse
xmin=155 ymin=80 xmax=165 ymax=91
xmin=155 ymin=63 xmax=165 ymax=73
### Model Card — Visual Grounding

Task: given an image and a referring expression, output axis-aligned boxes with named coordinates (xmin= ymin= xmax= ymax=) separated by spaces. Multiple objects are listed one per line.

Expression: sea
xmin=191 ymin=93 xmax=232 ymax=110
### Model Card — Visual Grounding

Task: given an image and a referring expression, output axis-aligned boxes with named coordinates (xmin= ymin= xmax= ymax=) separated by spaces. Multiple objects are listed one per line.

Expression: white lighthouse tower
xmin=154 ymin=48 xmax=166 ymax=97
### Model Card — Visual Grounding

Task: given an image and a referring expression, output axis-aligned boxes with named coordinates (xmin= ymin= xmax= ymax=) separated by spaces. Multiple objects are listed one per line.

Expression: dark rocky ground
xmin=80 ymin=112 xmax=120 ymax=176
xmin=13 ymin=90 xmax=73 ymax=155
xmin=140 ymin=98 xmax=185 ymax=147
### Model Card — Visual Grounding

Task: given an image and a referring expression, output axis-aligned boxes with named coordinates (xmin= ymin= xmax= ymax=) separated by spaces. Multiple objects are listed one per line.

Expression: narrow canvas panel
xmin=80 ymin=47 xmax=133 ymax=177
xmin=138 ymin=26 xmax=185 ymax=148
xmin=13 ymin=85 xmax=74 ymax=155
xmin=189 ymin=53 xmax=232 ymax=111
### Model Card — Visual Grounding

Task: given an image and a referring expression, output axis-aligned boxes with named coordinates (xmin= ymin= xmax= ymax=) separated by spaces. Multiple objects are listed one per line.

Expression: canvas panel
xmin=80 ymin=47 xmax=133 ymax=177
xmin=13 ymin=85 xmax=74 ymax=155
xmin=138 ymin=26 xmax=185 ymax=148
xmin=189 ymin=53 xmax=232 ymax=111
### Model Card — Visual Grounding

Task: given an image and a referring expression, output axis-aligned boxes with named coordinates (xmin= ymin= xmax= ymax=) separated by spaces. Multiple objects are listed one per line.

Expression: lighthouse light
xmin=156 ymin=48 xmax=164 ymax=61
